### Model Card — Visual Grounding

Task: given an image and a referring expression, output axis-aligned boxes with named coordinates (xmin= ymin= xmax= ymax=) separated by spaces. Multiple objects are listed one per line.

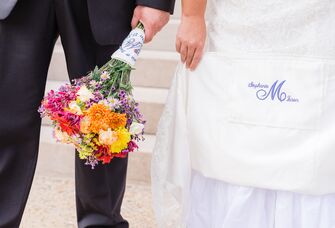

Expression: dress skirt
xmin=187 ymin=171 xmax=335 ymax=228
xmin=151 ymin=0 xmax=335 ymax=227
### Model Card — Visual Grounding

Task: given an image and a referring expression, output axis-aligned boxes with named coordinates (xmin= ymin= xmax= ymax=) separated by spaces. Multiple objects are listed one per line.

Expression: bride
xmin=152 ymin=0 xmax=335 ymax=227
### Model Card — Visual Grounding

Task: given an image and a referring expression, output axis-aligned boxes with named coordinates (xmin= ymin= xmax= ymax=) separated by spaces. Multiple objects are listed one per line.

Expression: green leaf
xmin=91 ymin=66 xmax=100 ymax=81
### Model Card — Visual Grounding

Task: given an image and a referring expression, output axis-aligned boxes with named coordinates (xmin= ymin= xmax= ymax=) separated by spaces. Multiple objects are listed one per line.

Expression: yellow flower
xmin=99 ymin=128 xmax=117 ymax=146
xmin=77 ymin=146 xmax=94 ymax=159
xmin=54 ymin=128 xmax=70 ymax=143
xmin=77 ymin=133 xmax=97 ymax=159
xmin=80 ymin=116 xmax=91 ymax=134
xmin=110 ymin=127 xmax=131 ymax=153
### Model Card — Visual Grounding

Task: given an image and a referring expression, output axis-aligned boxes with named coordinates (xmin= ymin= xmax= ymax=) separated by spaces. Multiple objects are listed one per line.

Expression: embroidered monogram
xmin=248 ymin=80 xmax=299 ymax=103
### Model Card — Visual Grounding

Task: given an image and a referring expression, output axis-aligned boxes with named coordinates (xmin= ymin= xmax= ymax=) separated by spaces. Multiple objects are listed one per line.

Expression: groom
xmin=0 ymin=0 xmax=174 ymax=227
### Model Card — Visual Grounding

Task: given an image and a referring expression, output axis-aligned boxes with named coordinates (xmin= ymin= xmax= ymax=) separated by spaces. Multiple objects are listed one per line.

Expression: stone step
xmin=131 ymin=51 xmax=178 ymax=89
xmin=49 ymin=46 xmax=178 ymax=89
xmin=39 ymin=126 xmax=154 ymax=183
xmin=22 ymin=174 xmax=156 ymax=227
xmin=43 ymin=81 xmax=167 ymax=135
xmin=144 ymin=19 xmax=179 ymax=51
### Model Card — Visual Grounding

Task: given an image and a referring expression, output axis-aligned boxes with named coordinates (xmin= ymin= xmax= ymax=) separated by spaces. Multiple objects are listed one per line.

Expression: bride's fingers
xmin=180 ymin=43 xmax=188 ymax=63
xmin=186 ymin=47 xmax=196 ymax=68
xmin=190 ymin=48 xmax=203 ymax=71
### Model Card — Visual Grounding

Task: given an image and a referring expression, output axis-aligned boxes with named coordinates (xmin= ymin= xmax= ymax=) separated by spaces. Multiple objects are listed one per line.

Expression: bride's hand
xmin=176 ymin=16 xmax=206 ymax=71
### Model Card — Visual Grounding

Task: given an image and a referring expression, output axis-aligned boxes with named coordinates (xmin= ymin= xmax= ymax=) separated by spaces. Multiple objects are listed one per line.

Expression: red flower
xmin=114 ymin=153 xmax=128 ymax=158
xmin=101 ymin=154 xmax=113 ymax=164
xmin=51 ymin=112 xmax=81 ymax=136
xmin=95 ymin=146 xmax=114 ymax=164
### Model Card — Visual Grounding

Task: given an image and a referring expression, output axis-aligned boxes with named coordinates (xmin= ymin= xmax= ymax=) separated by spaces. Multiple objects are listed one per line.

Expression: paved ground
xmin=21 ymin=175 xmax=156 ymax=228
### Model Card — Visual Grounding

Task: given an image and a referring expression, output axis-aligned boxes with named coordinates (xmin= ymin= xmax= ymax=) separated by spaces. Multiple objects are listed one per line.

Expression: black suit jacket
xmin=87 ymin=0 xmax=175 ymax=45
xmin=1 ymin=0 xmax=175 ymax=45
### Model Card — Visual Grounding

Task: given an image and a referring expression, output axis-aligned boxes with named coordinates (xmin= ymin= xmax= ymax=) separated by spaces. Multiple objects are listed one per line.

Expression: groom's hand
xmin=131 ymin=6 xmax=170 ymax=43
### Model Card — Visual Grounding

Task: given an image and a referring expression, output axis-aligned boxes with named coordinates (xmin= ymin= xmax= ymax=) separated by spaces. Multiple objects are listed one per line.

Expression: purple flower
xmin=127 ymin=141 xmax=138 ymax=152
xmin=85 ymin=156 xmax=99 ymax=169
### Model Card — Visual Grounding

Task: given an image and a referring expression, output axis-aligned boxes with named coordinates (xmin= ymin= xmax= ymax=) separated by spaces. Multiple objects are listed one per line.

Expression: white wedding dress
xmin=152 ymin=0 xmax=335 ymax=227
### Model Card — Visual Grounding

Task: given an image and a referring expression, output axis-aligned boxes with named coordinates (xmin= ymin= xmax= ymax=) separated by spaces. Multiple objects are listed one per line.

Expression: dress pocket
xmin=225 ymin=57 xmax=326 ymax=130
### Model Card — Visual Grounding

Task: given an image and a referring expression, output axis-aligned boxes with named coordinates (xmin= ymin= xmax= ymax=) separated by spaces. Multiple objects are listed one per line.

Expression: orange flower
xmin=86 ymin=104 xmax=111 ymax=133
xmin=109 ymin=112 xmax=127 ymax=129
xmin=86 ymin=103 xmax=127 ymax=133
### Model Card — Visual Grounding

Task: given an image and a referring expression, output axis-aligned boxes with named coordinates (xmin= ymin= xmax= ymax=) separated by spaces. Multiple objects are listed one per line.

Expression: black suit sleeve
xmin=136 ymin=0 xmax=176 ymax=14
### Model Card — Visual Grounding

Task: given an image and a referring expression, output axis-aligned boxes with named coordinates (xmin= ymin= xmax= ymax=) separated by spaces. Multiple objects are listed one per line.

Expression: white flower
xmin=107 ymin=97 xmax=120 ymax=108
xmin=98 ymin=99 xmax=110 ymax=107
xmin=100 ymin=71 xmax=110 ymax=80
xmin=129 ymin=122 xmax=144 ymax=135
xmin=99 ymin=128 xmax=117 ymax=145
xmin=89 ymin=80 xmax=98 ymax=87
xmin=77 ymin=86 xmax=94 ymax=102
xmin=68 ymin=101 xmax=83 ymax=115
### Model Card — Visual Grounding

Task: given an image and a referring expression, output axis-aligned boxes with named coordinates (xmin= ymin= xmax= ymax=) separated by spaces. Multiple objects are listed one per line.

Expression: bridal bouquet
xmin=38 ymin=23 xmax=146 ymax=168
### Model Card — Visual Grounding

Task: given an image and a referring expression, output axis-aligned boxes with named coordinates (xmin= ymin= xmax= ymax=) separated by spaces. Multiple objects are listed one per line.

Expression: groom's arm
xmin=131 ymin=0 xmax=176 ymax=43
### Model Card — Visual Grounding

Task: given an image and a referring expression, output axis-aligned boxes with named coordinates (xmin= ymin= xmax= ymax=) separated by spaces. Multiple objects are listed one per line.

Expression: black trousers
xmin=0 ymin=0 xmax=129 ymax=227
